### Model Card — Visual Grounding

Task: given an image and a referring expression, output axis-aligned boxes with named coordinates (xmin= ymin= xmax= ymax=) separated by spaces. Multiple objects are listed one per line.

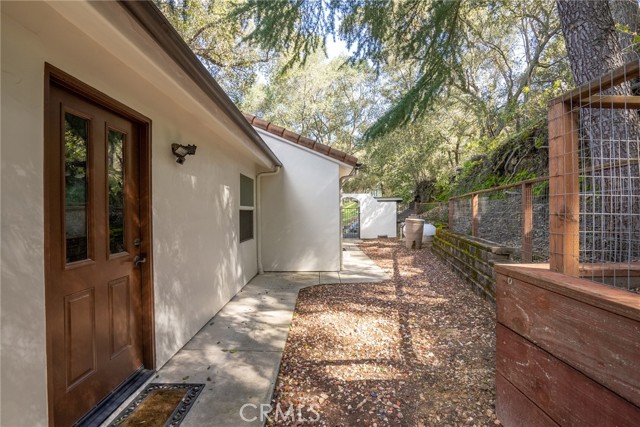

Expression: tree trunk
xmin=557 ymin=0 xmax=640 ymax=265
xmin=557 ymin=0 xmax=624 ymax=84
xmin=610 ymin=0 xmax=640 ymax=63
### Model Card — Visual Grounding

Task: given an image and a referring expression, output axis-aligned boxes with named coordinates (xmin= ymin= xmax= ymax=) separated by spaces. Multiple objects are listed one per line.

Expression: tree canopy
xmin=232 ymin=0 xmax=569 ymax=139
xmin=158 ymin=0 xmax=640 ymax=201
xmin=155 ymin=0 xmax=275 ymax=102
xmin=240 ymin=52 xmax=387 ymax=154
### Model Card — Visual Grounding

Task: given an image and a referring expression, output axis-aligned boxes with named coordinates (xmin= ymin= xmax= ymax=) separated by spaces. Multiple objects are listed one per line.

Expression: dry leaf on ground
xmin=268 ymin=239 xmax=499 ymax=427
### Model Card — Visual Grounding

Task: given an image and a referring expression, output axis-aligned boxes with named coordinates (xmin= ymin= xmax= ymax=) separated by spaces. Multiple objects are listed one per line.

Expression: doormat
xmin=108 ymin=383 xmax=204 ymax=427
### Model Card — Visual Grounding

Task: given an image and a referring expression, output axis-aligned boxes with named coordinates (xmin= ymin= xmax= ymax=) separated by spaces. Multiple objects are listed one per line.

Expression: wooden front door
xmin=46 ymin=81 xmax=147 ymax=426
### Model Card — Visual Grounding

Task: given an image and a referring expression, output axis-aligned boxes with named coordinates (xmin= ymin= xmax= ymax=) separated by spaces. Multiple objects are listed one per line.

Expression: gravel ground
xmin=268 ymin=239 xmax=498 ymax=426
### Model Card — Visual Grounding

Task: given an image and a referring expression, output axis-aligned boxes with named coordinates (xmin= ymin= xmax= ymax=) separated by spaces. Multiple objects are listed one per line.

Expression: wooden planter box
xmin=495 ymin=264 xmax=640 ymax=426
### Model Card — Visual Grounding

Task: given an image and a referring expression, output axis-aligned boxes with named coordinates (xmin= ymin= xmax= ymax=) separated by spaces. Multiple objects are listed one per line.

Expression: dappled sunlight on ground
xmin=324 ymin=362 xmax=406 ymax=382
xmin=268 ymin=239 xmax=498 ymax=426
xmin=292 ymin=311 xmax=401 ymax=362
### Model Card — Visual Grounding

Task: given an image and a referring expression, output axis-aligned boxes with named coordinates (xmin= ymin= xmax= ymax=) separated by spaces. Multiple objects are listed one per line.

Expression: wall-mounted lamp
xmin=171 ymin=143 xmax=197 ymax=165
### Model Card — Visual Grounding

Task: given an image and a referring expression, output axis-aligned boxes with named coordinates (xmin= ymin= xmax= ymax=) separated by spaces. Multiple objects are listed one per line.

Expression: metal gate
xmin=342 ymin=206 xmax=360 ymax=238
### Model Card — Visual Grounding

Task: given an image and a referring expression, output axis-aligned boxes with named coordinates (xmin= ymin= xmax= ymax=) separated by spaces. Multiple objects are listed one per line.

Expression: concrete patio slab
xmin=339 ymin=271 xmax=389 ymax=283
xmin=319 ymin=271 xmax=341 ymax=284
xmin=250 ymin=272 xmax=320 ymax=288
xmin=100 ymin=242 xmax=388 ymax=427
xmin=340 ymin=242 xmax=389 ymax=283
xmin=156 ymin=349 xmax=282 ymax=427
xmin=184 ymin=321 xmax=290 ymax=352
xmin=216 ymin=305 xmax=296 ymax=325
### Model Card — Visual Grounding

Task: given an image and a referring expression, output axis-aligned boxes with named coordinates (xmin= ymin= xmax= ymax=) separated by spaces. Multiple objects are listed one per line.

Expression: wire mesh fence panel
xmin=450 ymin=197 xmax=472 ymax=235
xmin=532 ymin=181 xmax=550 ymax=261
xmin=477 ymin=188 xmax=522 ymax=254
xmin=550 ymin=62 xmax=640 ymax=292
xmin=446 ymin=178 xmax=548 ymax=263
xmin=417 ymin=202 xmax=449 ymax=225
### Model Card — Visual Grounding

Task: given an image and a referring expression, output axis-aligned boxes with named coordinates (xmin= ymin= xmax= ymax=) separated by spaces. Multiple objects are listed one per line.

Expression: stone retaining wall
xmin=432 ymin=228 xmax=515 ymax=302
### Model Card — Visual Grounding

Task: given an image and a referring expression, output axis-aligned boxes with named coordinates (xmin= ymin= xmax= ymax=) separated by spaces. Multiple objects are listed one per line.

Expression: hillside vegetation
xmin=445 ymin=122 xmax=548 ymax=198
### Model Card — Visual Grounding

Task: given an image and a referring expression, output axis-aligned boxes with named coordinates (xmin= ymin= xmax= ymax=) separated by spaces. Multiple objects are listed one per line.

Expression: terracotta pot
xmin=405 ymin=218 xmax=425 ymax=249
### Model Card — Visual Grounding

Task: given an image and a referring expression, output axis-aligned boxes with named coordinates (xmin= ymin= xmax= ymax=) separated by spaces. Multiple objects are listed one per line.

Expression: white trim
xmin=256 ymin=166 xmax=282 ymax=273
xmin=254 ymin=128 xmax=355 ymax=169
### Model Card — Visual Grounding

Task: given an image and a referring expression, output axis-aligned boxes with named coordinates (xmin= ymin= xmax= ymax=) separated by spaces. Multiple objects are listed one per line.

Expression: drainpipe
xmin=256 ymin=165 xmax=282 ymax=274
xmin=339 ymin=163 xmax=362 ymax=270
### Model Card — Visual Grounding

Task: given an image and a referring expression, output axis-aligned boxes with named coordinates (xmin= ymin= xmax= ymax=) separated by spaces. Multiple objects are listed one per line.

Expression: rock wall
xmin=451 ymin=194 xmax=550 ymax=262
xmin=432 ymin=228 xmax=515 ymax=302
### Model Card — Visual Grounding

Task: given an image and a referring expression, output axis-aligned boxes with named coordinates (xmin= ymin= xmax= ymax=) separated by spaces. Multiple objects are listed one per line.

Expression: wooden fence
xmin=448 ymin=177 xmax=549 ymax=262
xmin=495 ymin=60 xmax=640 ymax=426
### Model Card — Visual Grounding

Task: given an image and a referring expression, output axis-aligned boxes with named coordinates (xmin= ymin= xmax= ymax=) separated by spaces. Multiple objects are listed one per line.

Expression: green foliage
xmin=64 ymin=116 xmax=88 ymax=205
xmin=240 ymin=52 xmax=385 ymax=153
xmin=155 ymin=0 xmax=274 ymax=102
xmin=447 ymin=120 xmax=548 ymax=197
xmin=232 ymin=0 xmax=335 ymax=71
xmin=233 ymin=0 xmax=466 ymax=137
xmin=345 ymin=99 xmax=464 ymax=201
xmin=231 ymin=0 xmax=568 ymax=139
xmin=363 ymin=0 xmax=464 ymax=139
xmin=158 ymin=0 xmax=572 ymax=206
xmin=342 ymin=200 xmax=358 ymax=210
xmin=341 ymin=199 xmax=359 ymax=223
xmin=532 ymin=180 xmax=549 ymax=197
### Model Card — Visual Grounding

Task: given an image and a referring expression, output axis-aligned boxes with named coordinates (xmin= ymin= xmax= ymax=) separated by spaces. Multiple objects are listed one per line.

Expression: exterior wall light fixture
xmin=171 ymin=143 xmax=197 ymax=165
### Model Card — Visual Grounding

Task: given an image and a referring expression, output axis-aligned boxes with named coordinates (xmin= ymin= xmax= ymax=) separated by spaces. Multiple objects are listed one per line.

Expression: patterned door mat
xmin=108 ymin=383 xmax=204 ymax=427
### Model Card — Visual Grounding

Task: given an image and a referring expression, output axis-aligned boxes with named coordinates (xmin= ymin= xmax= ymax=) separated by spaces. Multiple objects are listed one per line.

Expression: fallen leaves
xmin=268 ymin=239 xmax=500 ymax=426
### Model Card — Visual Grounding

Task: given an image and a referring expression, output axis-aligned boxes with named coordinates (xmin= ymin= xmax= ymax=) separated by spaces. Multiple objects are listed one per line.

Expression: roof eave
xmin=116 ymin=0 xmax=282 ymax=167
xmin=244 ymin=113 xmax=358 ymax=168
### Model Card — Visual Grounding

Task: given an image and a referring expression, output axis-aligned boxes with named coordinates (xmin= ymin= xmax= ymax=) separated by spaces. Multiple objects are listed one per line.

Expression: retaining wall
xmin=495 ymin=264 xmax=640 ymax=426
xmin=432 ymin=228 xmax=515 ymax=302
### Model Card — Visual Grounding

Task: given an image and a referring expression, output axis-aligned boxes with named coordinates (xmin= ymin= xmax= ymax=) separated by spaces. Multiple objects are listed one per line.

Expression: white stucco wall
xmin=343 ymin=194 xmax=399 ymax=239
xmin=258 ymin=130 xmax=348 ymax=271
xmin=1 ymin=3 xmax=267 ymax=425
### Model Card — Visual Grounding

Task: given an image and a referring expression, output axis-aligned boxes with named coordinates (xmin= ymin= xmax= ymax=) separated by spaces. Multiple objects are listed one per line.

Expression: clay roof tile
xmin=243 ymin=113 xmax=359 ymax=167
xmin=328 ymin=147 xmax=348 ymax=162
xmin=266 ymin=122 xmax=286 ymax=136
xmin=252 ymin=117 xmax=269 ymax=130
xmin=297 ymin=136 xmax=316 ymax=149
xmin=282 ymin=129 xmax=301 ymax=143
xmin=344 ymin=154 xmax=358 ymax=165
xmin=313 ymin=143 xmax=331 ymax=155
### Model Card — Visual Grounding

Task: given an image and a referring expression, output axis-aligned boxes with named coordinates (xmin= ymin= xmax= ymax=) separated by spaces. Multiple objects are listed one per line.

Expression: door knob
xmin=133 ymin=255 xmax=147 ymax=266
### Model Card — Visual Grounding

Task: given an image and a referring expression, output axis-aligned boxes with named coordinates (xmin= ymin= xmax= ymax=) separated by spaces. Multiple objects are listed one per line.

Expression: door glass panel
xmin=108 ymin=130 xmax=126 ymax=254
xmin=64 ymin=113 xmax=89 ymax=263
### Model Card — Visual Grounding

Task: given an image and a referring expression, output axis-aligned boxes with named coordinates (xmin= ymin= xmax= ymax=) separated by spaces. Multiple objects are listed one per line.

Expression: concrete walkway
xmin=102 ymin=242 xmax=387 ymax=427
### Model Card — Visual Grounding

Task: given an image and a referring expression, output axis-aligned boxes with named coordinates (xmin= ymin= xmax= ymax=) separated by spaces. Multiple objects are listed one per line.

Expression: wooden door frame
xmin=44 ymin=63 xmax=155 ymax=425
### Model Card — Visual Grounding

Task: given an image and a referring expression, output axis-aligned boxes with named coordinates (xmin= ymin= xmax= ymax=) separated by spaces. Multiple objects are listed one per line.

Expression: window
xmin=239 ymin=174 xmax=254 ymax=242
xmin=64 ymin=112 xmax=90 ymax=263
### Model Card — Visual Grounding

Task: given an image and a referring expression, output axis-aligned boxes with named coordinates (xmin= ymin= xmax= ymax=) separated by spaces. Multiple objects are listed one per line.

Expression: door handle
xmin=133 ymin=255 xmax=147 ymax=267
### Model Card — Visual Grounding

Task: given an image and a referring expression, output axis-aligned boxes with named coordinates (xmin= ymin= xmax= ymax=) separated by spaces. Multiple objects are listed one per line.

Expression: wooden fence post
xmin=521 ymin=182 xmax=533 ymax=262
xmin=472 ymin=193 xmax=479 ymax=237
xmin=549 ymin=101 xmax=580 ymax=276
